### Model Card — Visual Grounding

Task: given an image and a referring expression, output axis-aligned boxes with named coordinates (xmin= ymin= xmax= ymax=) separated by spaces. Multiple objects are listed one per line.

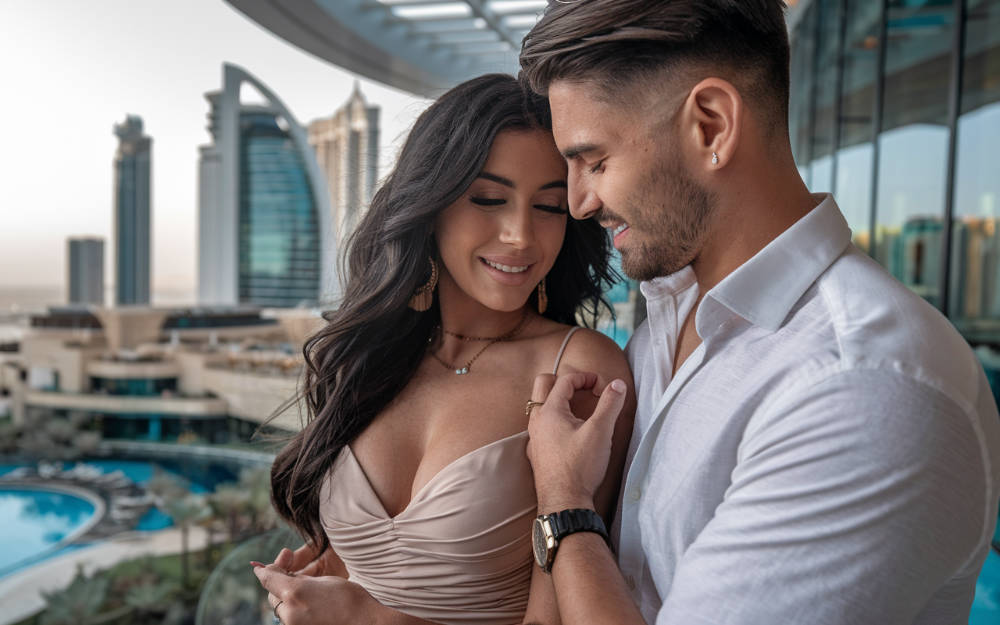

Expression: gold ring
xmin=525 ymin=400 xmax=545 ymax=416
xmin=273 ymin=599 xmax=284 ymax=622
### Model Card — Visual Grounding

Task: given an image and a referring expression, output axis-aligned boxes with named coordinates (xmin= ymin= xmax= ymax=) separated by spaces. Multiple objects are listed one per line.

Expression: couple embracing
xmin=254 ymin=2 xmax=1000 ymax=624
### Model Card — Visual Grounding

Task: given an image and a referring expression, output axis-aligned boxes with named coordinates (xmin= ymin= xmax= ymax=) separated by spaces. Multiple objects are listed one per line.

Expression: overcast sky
xmin=0 ymin=0 xmax=431 ymax=297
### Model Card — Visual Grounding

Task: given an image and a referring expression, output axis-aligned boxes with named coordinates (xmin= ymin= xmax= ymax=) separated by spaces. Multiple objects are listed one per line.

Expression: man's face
xmin=547 ymin=81 xmax=716 ymax=281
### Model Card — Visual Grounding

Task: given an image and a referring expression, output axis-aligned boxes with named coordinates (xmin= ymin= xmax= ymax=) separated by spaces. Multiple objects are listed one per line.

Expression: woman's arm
xmin=520 ymin=329 xmax=636 ymax=625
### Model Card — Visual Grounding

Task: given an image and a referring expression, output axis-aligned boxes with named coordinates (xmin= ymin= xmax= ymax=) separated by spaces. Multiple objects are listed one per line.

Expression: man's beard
xmin=617 ymin=156 xmax=715 ymax=282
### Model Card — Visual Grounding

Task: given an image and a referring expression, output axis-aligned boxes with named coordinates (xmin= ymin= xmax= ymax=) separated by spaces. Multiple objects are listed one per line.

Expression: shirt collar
xmin=696 ymin=193 xmax=851 ymax=337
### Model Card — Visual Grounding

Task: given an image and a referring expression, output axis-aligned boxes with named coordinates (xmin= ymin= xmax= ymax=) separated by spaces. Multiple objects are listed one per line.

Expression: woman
xmin=254 ymin=74 xmax=635 ymax=625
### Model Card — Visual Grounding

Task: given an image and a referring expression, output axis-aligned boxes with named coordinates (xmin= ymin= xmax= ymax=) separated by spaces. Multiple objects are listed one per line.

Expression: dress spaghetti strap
xmin=551 ymin=327 xmax=582 ymax=375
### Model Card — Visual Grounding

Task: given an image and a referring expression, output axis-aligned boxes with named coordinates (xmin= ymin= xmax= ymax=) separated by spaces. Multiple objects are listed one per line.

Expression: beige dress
xmin=319 ymin=328 xmax=580 ymax=625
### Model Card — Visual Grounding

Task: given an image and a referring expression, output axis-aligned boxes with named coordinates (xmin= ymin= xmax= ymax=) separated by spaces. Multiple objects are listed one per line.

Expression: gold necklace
xmin=431 ymin=311 xmax=529 ymax=375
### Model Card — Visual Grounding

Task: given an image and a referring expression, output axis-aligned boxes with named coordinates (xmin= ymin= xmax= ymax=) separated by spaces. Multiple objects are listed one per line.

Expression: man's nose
xmin=569 ymin=183 xmax=602 ymax=221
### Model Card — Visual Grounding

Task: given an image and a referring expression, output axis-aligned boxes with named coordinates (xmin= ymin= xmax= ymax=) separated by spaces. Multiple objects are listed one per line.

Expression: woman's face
xmin=435 ymin=129 xmax=569 ymax=313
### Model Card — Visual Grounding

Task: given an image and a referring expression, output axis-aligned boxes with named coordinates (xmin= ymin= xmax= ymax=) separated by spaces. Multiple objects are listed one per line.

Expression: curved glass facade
xmin=238 ymin=112 xmax=321 ymax=308
xmin=790 ymin=0 xmax=1000 ymax=329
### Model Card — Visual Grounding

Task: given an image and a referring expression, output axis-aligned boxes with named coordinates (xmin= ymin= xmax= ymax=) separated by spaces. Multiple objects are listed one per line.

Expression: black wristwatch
xmin=532 ymin=508 xmax=608 ymax=573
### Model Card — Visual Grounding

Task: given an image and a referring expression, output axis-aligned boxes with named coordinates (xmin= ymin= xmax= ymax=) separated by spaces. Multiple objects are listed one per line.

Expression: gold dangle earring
xmin=536 ymin=278 xmax=548 ymax=314
xmin=409 ymin=257 xmax=438 ymax=312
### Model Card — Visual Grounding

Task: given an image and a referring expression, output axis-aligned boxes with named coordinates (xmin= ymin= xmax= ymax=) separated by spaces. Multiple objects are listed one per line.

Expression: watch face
xmin=532 ymin=518 xmax=548 ymax=567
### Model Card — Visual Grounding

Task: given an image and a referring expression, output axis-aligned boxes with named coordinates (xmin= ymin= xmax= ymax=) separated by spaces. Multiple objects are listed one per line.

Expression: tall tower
xmin=113 ymin=115 xmax=152 ymax=306
xmin=198 ymin=64 xmax=335 ymax=308
xmin=67 ymin=237 xmax=105 ymax=306
xmin=308 ymin=82 xmax=380 ymax=244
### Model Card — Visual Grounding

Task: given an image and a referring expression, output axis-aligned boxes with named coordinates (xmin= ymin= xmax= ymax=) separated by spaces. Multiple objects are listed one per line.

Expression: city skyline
xmin=0 ymin=0 xmax=429 ymax=300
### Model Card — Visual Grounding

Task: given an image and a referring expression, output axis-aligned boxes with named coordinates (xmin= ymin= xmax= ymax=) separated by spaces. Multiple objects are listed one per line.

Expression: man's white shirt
xmin=613 ymin=194 xmax=1000 ymax=624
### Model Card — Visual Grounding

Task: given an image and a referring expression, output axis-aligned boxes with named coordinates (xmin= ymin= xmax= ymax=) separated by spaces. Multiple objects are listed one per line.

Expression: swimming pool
xmin=0 ymin=487 xmax=98 ymax=577
xmin=0 ymin=458 xmax=238 ymax=576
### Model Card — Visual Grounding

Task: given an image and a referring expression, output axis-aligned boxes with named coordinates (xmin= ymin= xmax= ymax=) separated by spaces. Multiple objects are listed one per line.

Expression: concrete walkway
xmin=0 ymin=525 xmax=212 ymax=625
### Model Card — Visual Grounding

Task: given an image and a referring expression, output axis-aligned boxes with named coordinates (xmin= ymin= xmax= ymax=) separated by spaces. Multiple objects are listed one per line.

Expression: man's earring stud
xmin=712 ymin=152 xmax=719 ymax=165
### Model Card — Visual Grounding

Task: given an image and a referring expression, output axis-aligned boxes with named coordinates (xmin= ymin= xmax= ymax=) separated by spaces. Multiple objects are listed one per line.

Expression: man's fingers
xmin=547 ymin=371 xmax=599 ymax=405
xmin=582 ymin=379 xmax=627 ymax=440
xmin=531 ymin=373 xmax=557 ymax=403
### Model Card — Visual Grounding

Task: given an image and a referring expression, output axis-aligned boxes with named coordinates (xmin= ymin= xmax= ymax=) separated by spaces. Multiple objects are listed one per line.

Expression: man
xmin=519 ymin=1 xmax=1000 ymax=624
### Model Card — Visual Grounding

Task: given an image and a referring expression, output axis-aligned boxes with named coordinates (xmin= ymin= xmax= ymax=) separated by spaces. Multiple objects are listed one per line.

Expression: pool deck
xmin=0 ymin=525 xmax=213 ymax=625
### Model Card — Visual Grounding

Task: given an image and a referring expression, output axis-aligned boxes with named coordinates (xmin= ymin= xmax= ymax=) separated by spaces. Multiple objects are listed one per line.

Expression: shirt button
xmin=630 ymin=486 xmax=642 ymax=501
xmin=625 ymin=575 xmax=636 ymax=590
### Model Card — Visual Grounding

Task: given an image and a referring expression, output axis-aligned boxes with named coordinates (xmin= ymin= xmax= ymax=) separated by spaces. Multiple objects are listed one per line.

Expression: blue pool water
xmin=0 ymin=458 xmax=238 ymax=577
xmin=971 ymin=547 xmax=1000 ymax=624
xmin=0 ymin=488 xmax=95 ymax=577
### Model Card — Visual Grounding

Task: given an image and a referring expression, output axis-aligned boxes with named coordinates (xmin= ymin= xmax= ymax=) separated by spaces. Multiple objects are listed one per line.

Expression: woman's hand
xmin=253 ymin=563 xmax=378 ymax=625
xmin=272 ymin=544 xmax=346 ymax=577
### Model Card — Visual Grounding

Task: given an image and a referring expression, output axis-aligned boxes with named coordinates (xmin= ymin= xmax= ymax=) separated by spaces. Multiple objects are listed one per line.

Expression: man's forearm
xmin=549 ymin=532 xmax=646 ymax=625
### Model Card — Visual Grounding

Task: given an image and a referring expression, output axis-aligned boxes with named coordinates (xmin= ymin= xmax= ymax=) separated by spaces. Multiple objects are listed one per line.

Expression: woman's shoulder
xmin=558 ymin=327 xmax=630 ymax=377
xmin=527 ymin=317 xmax=630 ymax=379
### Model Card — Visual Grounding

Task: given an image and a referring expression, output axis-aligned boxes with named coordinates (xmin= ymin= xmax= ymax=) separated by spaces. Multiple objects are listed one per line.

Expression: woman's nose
xmin=499 ymin=205 xmax=534 ymax=248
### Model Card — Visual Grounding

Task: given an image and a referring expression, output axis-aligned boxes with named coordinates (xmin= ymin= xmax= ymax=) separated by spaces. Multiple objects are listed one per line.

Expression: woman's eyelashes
xmin=470 ymin=197 xmax=505 ymax=207
xmin=469 ymin=196 xmax=567 ymax=215
xmin=533 ymin=204 xmax=568 ymax=215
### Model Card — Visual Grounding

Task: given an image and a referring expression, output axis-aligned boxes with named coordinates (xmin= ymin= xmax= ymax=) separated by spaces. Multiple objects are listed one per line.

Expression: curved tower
xmin=198 ymin=63 xmax=336 ymax=307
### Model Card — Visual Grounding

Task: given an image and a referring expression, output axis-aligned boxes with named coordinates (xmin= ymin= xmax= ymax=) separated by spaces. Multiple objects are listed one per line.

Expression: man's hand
xmin=253 ymin=562 xmax=377 ymax=625
xmin=527 ymin=371 xmax=628 ymax=514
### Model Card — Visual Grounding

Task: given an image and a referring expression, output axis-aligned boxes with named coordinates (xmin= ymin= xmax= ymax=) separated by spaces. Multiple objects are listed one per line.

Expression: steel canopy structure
xmin=225 ymin=0 xmax=548 ymax=97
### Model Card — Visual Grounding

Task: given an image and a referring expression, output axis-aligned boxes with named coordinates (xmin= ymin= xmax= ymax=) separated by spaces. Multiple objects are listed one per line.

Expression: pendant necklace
xmin=431 ymin=310 xmax=529 ymax=375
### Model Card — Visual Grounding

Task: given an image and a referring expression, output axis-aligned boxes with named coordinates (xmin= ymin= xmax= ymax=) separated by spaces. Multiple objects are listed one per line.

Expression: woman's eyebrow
xmin=477 ymin=172 xmax=515 ymax=188
xmin=539 ymin=181 xmax=568 ymax=190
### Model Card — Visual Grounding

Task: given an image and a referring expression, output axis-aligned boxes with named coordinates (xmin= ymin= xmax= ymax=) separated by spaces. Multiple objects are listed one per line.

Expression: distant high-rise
xmin=113 ymin=115 xmax=151 ymax=306
xmin=67 ymin=237 xmax=105 ymax=306
xmin=198 ymin=64 xmax=335 ymax=308
xmin=308 ymin=83 xmax=380 ymax=244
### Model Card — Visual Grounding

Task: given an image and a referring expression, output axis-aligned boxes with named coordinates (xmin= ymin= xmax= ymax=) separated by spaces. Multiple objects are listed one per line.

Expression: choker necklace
xmin=432 ymin=310 xmax=530 ymax=375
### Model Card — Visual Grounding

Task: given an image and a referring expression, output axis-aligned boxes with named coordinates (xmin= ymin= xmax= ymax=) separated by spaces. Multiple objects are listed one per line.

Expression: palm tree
xmin=164 ymin=494 xmax=209 ymax=589
xmin=238 ymin=466 xmax=276 ymax=534
xmin=40 ymin=565 xmax=108 ymax=625
xmin=125 ymin=579 xmax=180 ymax=623
xmin=208 ymin=484 xmax=250 ymax=547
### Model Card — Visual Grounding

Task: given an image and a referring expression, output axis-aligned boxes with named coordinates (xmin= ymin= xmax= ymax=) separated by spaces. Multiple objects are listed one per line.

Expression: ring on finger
xmin=272 ymin=599 xmax=284 ymax=623
xmin=525 ymin=400 xmax=545 ymax=416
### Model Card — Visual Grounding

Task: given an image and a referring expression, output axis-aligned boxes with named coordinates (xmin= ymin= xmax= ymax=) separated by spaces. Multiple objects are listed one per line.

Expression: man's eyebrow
xmin=477 ymin=172 xmax=515 ymax=187
xmin=539 ymin=180 xmax=568 ymax=190
xmin=561 ymin=143 xmax=600 ymax=160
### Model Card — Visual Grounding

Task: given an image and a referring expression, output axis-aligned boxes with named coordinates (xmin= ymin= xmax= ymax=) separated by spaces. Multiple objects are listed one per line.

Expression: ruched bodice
xmin=319 ymin=430 xmax=535 ymax=625
xmin=319 ymin=327 xmax=580 ymax=625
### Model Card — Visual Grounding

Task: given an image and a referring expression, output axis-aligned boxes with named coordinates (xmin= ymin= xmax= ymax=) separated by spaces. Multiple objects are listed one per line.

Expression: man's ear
xmin=679 ymin=77 xmax=743 ymax=170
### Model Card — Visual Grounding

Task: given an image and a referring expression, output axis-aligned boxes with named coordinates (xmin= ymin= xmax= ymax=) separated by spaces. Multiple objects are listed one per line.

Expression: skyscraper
xmin=198 ymin=64 xmax=335 ymax=308
xmin=67 ymin=237 xmax=105 ymax=306
xmin=308 ymin=83 xmax=380 ymax=244
xmin=113 ymin=115 xmax=151 ymax=306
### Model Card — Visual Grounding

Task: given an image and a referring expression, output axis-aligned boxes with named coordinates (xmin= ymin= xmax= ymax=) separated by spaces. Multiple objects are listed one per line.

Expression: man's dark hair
xmin=520 ymin=0 xmax=791 ymax=134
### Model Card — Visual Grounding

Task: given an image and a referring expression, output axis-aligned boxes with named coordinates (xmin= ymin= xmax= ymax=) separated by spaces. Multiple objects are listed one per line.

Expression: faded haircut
xmin=519 ymin=0 xmax=791 ymax=135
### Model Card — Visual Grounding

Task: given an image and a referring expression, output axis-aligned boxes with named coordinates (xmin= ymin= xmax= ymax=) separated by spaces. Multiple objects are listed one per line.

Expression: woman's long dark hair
xmin=270 ymin=74 xmax=618 ymax=553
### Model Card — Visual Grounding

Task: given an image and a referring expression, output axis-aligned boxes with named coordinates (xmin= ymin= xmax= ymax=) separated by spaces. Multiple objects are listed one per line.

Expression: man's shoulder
xmin=789 ymin=245 xmax=981 ymax=405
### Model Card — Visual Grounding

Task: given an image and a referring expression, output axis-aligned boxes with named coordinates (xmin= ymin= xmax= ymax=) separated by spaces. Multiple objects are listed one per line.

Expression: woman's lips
xmin=479 ymin=257 xmax=535 ymax=286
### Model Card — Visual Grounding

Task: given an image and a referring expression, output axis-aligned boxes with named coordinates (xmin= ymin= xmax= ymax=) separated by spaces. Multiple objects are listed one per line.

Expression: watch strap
xmin=548 ymin=508 xmax=608 ymax=542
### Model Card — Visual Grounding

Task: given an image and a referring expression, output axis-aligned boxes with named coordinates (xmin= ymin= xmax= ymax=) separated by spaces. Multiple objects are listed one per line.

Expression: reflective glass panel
xmin=809 ymin=0 xmax=843 ymax=192
xmin=789 ymin=3 xmax=818 ymax=185
xmin=835 ymin=0 xmax=882 ymax=251
xmin=873 ymin=0 xmax=956 ymax=309
xmin=948 ymin=0 xmax=1000 ymax=337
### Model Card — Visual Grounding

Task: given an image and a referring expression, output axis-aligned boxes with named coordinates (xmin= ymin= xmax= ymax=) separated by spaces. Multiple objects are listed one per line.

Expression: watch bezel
xmin=532 ymin=515 xmax=558 ymax=572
